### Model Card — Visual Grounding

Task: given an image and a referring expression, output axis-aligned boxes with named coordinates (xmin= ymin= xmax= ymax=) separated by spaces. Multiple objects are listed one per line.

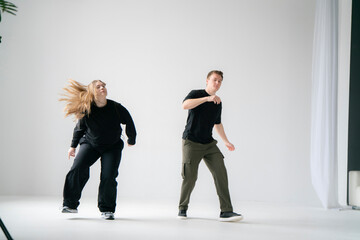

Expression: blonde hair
xmin=59 ymin=79 xmax=105 ymax=119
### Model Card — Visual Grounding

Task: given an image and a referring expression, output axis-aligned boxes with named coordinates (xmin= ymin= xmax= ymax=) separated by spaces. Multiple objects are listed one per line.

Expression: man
xmin=178 ymin=70 xmax=243 ymax=222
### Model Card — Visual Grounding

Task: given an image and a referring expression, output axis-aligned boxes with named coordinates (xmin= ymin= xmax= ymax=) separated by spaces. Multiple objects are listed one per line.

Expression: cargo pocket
xmin=181 ymin=163 xmax=186 ymax=179
xmin=182 ymin=139 xmax=192 ymax=164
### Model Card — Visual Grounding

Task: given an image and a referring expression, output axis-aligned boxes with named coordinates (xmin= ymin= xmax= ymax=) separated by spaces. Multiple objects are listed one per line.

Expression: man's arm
xmin=214 ymin=123 xmax=235 ymax=151
xmin=182 ymin=95 xmax=222 ymax=110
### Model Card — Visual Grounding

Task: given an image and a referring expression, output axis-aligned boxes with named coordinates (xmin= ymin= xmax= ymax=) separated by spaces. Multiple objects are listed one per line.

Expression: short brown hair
xmin=207 ymin=70 xmax=223 ymax=79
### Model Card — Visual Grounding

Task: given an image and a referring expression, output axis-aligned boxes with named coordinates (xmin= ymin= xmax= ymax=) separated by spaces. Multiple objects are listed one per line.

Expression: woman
xmin=59 ymin=79 xmax=136 ymax=220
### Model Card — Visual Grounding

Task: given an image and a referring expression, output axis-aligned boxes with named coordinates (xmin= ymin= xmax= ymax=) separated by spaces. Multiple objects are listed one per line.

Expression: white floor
xmin=0 ymin=196 xmax=360 ymax=240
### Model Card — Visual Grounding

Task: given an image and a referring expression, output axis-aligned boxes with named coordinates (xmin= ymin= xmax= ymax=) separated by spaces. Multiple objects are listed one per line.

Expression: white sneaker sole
xmin=219 ymin=215 xmax=243 ymax=222
xmin=101 ymin=213 xmax=115 ymax=220
xmin=61 ymin=208 xmax=78 ymax=213
xmin=177 ymin=216 xmax=187 ymax=220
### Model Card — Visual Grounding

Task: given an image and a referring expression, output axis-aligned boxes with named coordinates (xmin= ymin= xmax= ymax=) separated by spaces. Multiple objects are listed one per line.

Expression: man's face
xmin=206 ymin=73 xmax=223 ymax=92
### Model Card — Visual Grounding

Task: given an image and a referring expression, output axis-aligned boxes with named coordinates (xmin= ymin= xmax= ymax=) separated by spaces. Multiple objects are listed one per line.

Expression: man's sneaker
xmin=177 ymin=210 xmax=187 ymax=219
xmin=101 ymin=212 xmax=115 ymax=220
xmin=219 ymin=212 xmax=243 ymax=222
xmin=61 ymin=206 xmax=78 ymax=213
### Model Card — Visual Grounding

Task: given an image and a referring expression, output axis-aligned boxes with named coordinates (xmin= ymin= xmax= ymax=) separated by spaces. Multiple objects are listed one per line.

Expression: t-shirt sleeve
xmin=183 ymin=90 xmax=201 ymax=102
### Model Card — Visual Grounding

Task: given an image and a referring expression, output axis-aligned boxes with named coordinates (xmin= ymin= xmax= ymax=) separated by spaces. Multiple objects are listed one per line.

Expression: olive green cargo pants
xmin=178 ymin=139 xmax=233 ymax=212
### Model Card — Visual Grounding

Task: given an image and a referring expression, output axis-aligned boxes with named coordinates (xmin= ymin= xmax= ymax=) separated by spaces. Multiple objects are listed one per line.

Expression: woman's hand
xmin=68 ymin=147 xmax=76 ymax=159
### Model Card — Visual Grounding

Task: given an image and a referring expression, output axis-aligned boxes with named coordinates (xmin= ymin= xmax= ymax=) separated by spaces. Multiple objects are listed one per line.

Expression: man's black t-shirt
xmin=182 ymin=89 xmax=222 ymax=144
xmin=70 ymin=99 xmax=136 ymax=150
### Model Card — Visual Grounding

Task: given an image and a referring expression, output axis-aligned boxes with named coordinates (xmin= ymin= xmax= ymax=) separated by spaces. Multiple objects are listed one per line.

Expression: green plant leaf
xmin=0 ymin=0 xmax=18 ymax=16
xmin=5 ymin=10 xmax=15 ymax=15
xmin=5 ymin=7 xmax=17 ymax=12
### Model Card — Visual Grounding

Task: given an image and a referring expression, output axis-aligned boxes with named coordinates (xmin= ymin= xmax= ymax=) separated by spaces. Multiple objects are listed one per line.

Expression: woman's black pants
xmin=63 ymin=143 xmax=122 ymax=213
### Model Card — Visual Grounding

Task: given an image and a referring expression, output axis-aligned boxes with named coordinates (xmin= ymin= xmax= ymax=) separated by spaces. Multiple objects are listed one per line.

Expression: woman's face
xmin=95 ymin=81 xmax=107 ymax=98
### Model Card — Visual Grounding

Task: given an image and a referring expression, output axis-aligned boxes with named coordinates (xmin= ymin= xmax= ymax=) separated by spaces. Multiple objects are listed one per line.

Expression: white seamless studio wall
xmin=0 ymin=0 xmax=323 ymax=206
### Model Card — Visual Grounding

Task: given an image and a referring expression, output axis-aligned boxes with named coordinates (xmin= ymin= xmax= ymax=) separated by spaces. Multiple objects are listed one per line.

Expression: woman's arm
xmin=118 ymin=105 xmax=137 ymax=145
xmin=68 ymin=118 xmax=86 ymax=159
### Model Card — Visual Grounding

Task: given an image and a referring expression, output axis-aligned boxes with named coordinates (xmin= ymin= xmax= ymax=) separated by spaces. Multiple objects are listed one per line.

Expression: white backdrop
xmin=0 ymin=0 xmax=322 ymax=206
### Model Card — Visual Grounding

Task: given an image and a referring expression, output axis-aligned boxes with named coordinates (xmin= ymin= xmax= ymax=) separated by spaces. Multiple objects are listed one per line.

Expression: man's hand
xmin=225 ymin=142 xmax=235 ymax=151
xmin=207 ymin=95 xmax=221 ymax=104
xmin=68 ymin=147 xmax=76 ymax=160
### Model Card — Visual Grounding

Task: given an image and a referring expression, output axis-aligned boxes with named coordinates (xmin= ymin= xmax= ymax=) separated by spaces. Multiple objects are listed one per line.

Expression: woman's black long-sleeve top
xmin=70 ymin=99 xmax=136 ymax=149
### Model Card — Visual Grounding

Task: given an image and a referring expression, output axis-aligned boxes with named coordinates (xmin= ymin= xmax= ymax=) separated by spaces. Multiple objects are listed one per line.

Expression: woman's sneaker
xmin=61 ymin=206 xmax=78 ymax=213
xmin=219 ymin=212 xmax=243 ymax=222
xmin=101 ymin=212 xmax=115 ymax=220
